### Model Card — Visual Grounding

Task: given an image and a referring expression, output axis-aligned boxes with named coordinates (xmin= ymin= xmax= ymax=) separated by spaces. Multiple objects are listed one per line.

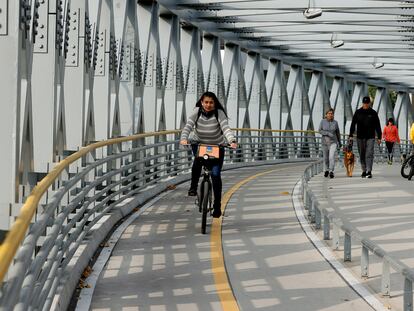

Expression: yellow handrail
xmin=0 ymin=130 xmax=180 ymax=283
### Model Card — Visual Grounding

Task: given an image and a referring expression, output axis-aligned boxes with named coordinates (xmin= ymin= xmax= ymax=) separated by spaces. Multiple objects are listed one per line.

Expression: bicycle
xmin=195 ymin=144 xmax=222 ymax=234
xmin=401 ymin=151 xmax=414 ymax=180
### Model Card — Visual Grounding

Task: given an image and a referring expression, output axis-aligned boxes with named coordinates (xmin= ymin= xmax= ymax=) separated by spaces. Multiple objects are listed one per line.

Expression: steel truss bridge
xmin=1 ymin=0 xmax=414 ymax=310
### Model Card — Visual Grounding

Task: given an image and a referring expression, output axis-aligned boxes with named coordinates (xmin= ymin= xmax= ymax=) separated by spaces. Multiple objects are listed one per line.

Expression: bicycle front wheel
xmin=401 ymin=155 xmax=413 ymax=178
xmin=201 ymin=181 xmax=210 ymax=234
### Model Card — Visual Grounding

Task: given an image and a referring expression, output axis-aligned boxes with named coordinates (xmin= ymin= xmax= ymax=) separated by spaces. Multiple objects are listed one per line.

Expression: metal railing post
xmin=404 ymin=278 xmax=413 ymax=311
xmin=315 ymin=205 xmax=321 ymax=230
xmin=381 ymin=259 xmax=390 ymax=296
xmin=332 ymin=223 xmax=340 ymax=250
xmin=344 ymin=232 xmax=351 ymax=261
xmin=361 ymin=245 xmax=369 ymax=278
xmin=323 ymin=215 xmax=330 ymax=240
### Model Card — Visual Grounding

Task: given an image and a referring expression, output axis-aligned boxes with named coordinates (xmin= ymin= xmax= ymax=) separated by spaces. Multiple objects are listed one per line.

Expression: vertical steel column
xmin=16 ymin=1 xmax=43 ymax=200
xmin=92 ymin=0 xmax=116 ymax=140
xmin=223 ymin=43 xmax=247 ymax=129
xmin=181 ymin=25 xmax=204 ymax=119
xmin=350 ymin=82 xmax=368 ymax=114
xmin=244 ymin=53 xmax=269 ymax=160
xmin=202 ymin=34 xmax=226 ymax=104
xmin=372 ymin=87 xmax=391 ymax=127
xmin=0 ymin=0 xmax=33 ymax=230
xmin=64 ymin=0 xmax=99 ymax=149
xmin=330 ymin=77 xmax=352 ymax=135
xmin=286 ymin=65 xmax=311 ymax=156
xmin=159 ymin=14 xmax=183 ymax=130
xmin=137 ymin=1 xmax=163 ymax=133
xmin=116 ymin=0 xmax=135 ymax=136
xmin=394 ymin=92 xmax=414 ymax=141
xmin=266 ymin=59 xmax=289 ymax=131
xmin=266 ymin=59 xmax=291 ymax=158
xmin=30 ymin=0 xmax=60 ymax=172
xmin=308 ymin=70 xmax=330 ymax=128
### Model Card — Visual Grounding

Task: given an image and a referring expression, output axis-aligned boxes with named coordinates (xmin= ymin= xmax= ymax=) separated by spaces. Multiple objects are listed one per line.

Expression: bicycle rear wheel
xmin=401 ymin=155 xmax=413 ymax=178
xmin=201 ymin=181 xmax=210 ymax=234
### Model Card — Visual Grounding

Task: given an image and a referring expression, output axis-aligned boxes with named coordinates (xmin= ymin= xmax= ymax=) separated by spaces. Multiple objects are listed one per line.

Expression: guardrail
xmin=300 ymin=162 xmax=414 ymax=311
xmin=0 ymin=128 xmax=411 ymax=310
xmin=0 ymin=129 xmax=321 ymax=310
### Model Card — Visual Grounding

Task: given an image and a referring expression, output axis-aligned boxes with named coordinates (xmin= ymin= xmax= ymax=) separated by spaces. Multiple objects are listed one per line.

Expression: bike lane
xmin=85 ymin=163 xmax=374 ymax=310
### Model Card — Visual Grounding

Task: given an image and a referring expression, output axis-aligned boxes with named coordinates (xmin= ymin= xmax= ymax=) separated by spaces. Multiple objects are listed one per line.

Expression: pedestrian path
xmin=308 ymin=162 xmax=414 ymax=311
xmin=82 ymin=163 xmax=374 ymax=311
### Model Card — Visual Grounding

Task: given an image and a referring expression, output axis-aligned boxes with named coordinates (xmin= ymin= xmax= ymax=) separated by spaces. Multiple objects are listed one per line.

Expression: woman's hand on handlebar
xmin=230 ymin=142 xmax=237 ymax=149
xmin=180 ymin=139 xmax=188 ymax=145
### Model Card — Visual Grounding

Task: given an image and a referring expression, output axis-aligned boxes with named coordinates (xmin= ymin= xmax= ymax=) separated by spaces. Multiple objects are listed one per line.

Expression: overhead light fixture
xmin=303 ymin=0 xmax=322 ymax=19
xmin=372 ymin=57 xmax=384 ymax=69
xmin=330 ymin=33 xmax=344 ymax=48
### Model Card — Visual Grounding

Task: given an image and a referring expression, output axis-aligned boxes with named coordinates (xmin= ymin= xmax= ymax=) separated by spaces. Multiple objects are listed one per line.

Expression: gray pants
xmin=322 ymin=142 xmax=337 ymax=172
xmin=357 ymin=138 xmax=375 ymax=172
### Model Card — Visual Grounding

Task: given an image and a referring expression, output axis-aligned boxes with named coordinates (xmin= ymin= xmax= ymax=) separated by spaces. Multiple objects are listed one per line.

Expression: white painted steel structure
xmin=1 ymin=0 xmax=414 ymax=235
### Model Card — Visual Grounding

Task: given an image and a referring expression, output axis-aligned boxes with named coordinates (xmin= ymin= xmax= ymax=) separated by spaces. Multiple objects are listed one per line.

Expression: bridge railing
xmin=0 ymin=129 xmax=322 ymax=310
xmin=300 ymin=162 xmax=414 ymax=311
xmin=0 ymin=128 xmax=411 ymax=309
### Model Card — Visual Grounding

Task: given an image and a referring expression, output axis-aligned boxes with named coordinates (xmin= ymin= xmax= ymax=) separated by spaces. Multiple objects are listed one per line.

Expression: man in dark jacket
xmin=349 ymin=96 xmax=382 ymax=178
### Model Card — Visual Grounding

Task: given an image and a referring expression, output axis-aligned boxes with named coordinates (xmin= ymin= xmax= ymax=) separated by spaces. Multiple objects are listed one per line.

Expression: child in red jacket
xmin=382 ymin=118 xmax=400 ymax=164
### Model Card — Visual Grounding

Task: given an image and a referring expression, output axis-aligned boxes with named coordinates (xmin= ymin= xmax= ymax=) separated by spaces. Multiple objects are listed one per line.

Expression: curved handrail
xmin=0 ymin=130 xmax=180 ymax=283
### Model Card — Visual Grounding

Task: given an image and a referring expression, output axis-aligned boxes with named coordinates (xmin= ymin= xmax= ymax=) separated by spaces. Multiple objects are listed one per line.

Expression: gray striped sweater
xmin=180 ymin=108 xmax=236 ymax=145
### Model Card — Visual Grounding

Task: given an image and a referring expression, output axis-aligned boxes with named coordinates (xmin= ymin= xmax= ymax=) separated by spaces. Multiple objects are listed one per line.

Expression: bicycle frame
xmin=198 ymin=159 xmax=214 ymax=234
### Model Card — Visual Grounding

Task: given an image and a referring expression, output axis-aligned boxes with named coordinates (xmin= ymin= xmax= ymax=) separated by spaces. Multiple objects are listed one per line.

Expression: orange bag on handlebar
xmin=197 ymin=144 xmax=220 ymax=159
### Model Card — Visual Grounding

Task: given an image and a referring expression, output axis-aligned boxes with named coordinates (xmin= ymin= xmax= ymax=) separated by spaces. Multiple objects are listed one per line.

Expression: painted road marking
xmin=210 ymin=168 xmax=279 ymax=311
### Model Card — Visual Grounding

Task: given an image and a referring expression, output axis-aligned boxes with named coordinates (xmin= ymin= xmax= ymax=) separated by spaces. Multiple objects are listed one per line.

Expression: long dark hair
xmin=195 ymin=91 xmax=228 ymax=118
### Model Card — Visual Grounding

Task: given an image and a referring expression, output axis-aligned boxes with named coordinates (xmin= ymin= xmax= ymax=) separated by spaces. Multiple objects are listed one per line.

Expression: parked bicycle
xmin=401 ymin=151 xmax=414 ymax=180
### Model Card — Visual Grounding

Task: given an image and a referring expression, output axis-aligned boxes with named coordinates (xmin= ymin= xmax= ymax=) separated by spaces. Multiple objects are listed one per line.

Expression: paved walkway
xmin=308 ymin=162 xmax=414 ymax=311
xmin=84 ymin=163 xmax=373 ymax=311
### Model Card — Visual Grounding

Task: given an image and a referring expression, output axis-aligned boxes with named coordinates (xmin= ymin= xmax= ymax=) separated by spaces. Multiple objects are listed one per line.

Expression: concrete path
xmin=86 ymin=163 xmax=373 ymax=311
xmin=309 ymin=162 xmax=414 ymax=311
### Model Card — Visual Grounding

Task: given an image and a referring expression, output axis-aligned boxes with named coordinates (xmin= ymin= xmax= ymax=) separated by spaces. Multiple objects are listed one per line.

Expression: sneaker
xmin=366 ymin=172 xmax=372 ymax=178
xmin=361 ymin=171 xmax=367 ymax=178
xmin=188 ymin=189 xmax=197 ymax=196
xmin=212 ymin=209 xmax=222 ymax=218
xmin=387 ymin=160 xmax=392 ymax=165
xmin=324 ymin=171 xmax=329 ymax=177
xmin=329 ymin=171 xmax=334 ymax=179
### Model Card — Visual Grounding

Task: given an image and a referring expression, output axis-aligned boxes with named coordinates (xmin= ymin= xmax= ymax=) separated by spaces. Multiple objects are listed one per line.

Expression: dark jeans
xmin=357 ymin=138 xmax=375 ymax=172
xmin=190 ymin=145 xmax=225 ymax=208
xmin=385 ymin=141 xmax=395 ymax=160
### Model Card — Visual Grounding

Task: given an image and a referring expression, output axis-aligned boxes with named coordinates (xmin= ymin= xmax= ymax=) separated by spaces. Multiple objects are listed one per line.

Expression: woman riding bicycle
xmin=180 ymin=91 xmax=237 ymax=218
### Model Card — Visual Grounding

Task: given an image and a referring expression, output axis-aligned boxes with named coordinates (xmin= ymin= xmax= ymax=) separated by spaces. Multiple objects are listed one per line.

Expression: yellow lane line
xmin=210 ymin=168 xmax=279 ymax=311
